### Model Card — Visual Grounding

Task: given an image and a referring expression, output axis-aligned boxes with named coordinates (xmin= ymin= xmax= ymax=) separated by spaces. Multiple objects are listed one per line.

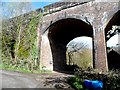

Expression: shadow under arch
xmin=107 ymin=49 xmax=120 ymax=70
xmin=47 ymin=18 xmax=93 ymax=72
xmin=105 ymin=10 xmax=120 ymax=70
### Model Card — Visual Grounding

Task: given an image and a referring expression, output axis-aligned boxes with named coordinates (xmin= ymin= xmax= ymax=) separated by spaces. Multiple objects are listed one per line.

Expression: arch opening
xmin=48 ymin=18 xmax=93 ymax=71
xmin=66 ymin=36 xmax=93 ymax=71
xmin=105 ymin=10 xmax=120 ymax=70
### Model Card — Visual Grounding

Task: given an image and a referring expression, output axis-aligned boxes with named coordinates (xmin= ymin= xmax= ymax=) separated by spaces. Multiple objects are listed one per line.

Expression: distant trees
xmin=2 ymin=2 xmax=32 ymax=19
xmin=66 ymin=40 xmax=93 ymax=69
xmin=106 ymin=25 xmax=120 ymax=40
xmin=107 ymin=25 xmax=120 ymax=53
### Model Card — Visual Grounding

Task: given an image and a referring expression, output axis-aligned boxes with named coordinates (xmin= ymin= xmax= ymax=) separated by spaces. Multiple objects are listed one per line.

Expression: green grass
xmin=0 ymin=64 xmax=52 ymax=74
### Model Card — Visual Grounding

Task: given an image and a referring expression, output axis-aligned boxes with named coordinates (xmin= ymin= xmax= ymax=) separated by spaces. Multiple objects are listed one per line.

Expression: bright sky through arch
xmin=67 ymin=37 xmax=93 ymax=49
xmin=107 ymin=34 xmax=119 ymax=47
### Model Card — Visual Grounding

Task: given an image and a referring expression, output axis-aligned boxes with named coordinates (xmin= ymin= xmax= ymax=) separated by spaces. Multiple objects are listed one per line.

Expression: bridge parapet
xmin=43 ymin=0 xmax=94 ymax=15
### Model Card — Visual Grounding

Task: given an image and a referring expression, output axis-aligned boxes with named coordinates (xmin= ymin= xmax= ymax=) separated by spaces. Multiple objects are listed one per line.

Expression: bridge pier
xmin=39 ymin=1 xmax=119 ymax=72
xmin=40 ymin=29 xmax=108 ymax=72
xmin=40 ymin=35 xmax=53 ymax=71
xmin=93 ymin=27 xmax=108 ymax=71
xmin=40 ymin=25 xmax=109 ymax=72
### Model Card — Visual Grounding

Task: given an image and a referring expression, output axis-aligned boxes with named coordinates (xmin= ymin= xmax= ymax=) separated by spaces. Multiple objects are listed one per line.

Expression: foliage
xmin=68 ymin=76 xmax=85 ymax=90
xmin=69 ymin=68 xmax=120 ymax=90
xmin=106 ymin=25 xmax=120 ymax=40
xmin=66 ymin=38 xmax=93 ymax=69
xmin=2 ymin=10 xmax=42 ymax=71
xmin=0 ymin=63 xmax=52 ymax=73
xmin=66 ymin=48 xmax=93 ymax=69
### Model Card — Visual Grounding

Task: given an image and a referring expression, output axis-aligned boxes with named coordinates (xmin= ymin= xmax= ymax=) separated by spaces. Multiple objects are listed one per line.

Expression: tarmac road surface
xmin=1 ymin=70 xmax=45 ymax=88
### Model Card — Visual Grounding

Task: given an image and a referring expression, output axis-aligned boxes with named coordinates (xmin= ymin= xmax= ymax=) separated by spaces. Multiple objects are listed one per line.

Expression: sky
xmin=67 ymin=37 xmax=92 ymax=52
xmin=67 ymin=34 xmax=119 ymax=49
xmin=107 ymin=34 xmax=119 ymax=47
xmin=31 ymin=0 xmax=60 ymax=9
xmin=1 ymin=0 xmax=60 ymax=10
xmin=2 ymin=0 xmax=119 ymax=47
xmin=0 ymin=0 xmax=59 ymax=18
xmin=32 ymin=2 xmax=54 ymax=9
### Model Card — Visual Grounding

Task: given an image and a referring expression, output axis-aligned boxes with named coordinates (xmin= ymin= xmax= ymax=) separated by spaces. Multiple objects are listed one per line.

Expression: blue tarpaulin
xmin=84 ymin=80 xmax=103 ymax=90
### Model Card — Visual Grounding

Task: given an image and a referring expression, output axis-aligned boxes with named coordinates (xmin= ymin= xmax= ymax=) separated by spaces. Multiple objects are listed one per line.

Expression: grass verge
xmin=0 ymin=64 xmax=52 ymax=74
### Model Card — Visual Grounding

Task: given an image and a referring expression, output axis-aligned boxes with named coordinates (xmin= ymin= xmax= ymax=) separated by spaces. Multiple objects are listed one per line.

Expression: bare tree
xmin=2 ymin=1 xmax=43 ymax=71
xmin=66 ymin=41 xmax=89 ymax=65
xmin=2 ymin=2 xmax=32 ymax=19
xmin=107 ymin=25 xmax=120 ymax=40
xmin=2 ymin=2 xmax=34 ymax=64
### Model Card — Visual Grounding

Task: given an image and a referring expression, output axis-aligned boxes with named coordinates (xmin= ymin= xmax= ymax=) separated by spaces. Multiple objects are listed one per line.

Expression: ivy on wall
xmin=2 ymin=11 xmax=42 ymax=71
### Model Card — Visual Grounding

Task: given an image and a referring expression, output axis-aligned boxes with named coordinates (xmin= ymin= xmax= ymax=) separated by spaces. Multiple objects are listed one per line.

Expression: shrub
xmin=69 ymin=68 xmax=120 ymax=90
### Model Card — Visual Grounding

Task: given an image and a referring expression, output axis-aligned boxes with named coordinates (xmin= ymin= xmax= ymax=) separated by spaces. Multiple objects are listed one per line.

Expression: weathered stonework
xmin=39 ymin=1 xmax=120 ymax=72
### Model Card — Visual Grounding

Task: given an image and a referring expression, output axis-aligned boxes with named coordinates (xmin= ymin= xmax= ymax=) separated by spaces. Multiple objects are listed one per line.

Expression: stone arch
xmin=41 ymin=17 xmax=93 ymax=71
xmin=40 ymin=2 xmax=120 ymax=72
xmin=105 ymin=10 xmax=120 ymax=38
xmin=105 ymin=10 xmax=120 ymax=70
xmin=42 ymin=14 xmax=91 ymax=34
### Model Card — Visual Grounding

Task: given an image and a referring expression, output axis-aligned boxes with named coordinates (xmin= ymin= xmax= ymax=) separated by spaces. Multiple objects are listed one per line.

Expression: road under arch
xmin=47 ymin=18 xmax=93 ymax=71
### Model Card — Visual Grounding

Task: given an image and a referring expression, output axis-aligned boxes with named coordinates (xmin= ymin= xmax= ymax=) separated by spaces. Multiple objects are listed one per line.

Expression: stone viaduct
xmin=38 ymin=0 xmax=120 ymax=72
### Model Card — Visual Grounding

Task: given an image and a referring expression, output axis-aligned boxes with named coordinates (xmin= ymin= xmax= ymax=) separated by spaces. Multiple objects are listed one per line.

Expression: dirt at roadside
xmin=32 ymin=71 xmax=75 ymax=89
